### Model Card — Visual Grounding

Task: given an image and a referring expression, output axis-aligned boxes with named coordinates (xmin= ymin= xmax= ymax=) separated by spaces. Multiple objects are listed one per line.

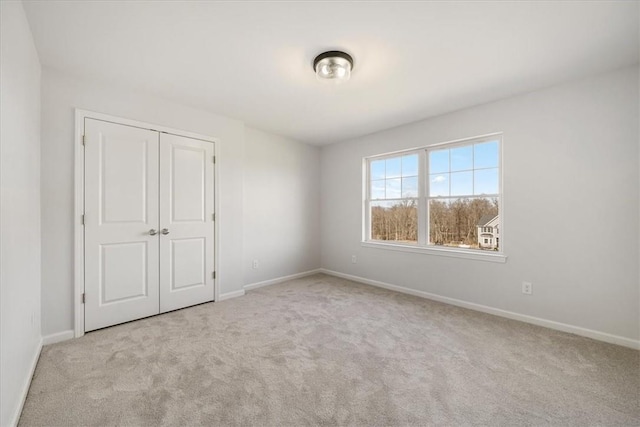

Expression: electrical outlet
xmin=351 ymin=255 xmax=357 ymax=264
xmin=522 ymin=281 xmax=532 ymax=295
xmin=252 ymin=259 xmax=259 ymax=269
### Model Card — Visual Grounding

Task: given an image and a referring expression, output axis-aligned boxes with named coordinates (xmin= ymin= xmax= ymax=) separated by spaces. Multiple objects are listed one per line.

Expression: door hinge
xmin=81 ymin=214 xmax=85 ymax=225
xmin=212 ymin=213 xmax=215 ymax=221
xmin=82 ymin=135 xmax=86 ymax=146
xmin=81 ymin=293 xmax=85 ymax=304
xmin=212 ymin=155 xmax=216 ymax=164
xmin=212 ymin=271 xmax=216 ymax=279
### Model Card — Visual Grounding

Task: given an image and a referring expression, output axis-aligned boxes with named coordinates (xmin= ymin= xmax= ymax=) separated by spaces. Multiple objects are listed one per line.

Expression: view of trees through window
xmin=367 ymin=138 xmax=501 ymax=251
xmin=370 ymin=198 xmax=499 ymax=248
xmin=429 ymin=197 xmax=498 ymax=249
xmin=371 ymin=200 xmax=417 ymax=243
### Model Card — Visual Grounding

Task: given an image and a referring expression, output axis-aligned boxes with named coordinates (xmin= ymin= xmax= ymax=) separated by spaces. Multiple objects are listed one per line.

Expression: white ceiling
xmin=23 ymin=1 xmax=639 ymax=145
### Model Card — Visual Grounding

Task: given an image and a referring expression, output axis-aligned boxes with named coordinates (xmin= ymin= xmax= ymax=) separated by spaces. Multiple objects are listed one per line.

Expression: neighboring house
xmin=477 ymin=214 xmax=499 ymax=250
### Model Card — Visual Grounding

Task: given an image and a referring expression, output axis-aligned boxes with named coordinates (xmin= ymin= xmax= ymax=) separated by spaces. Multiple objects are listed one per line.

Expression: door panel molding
xmin=170 ymin=237 xmax=206 ymax=291
xmin=74 ymin=109 xmax=219 ymax=337
xmin=99 ymin=241 xmax=149 ymax=304
xmin=99 ymin=135 xmax=149 ymax=224
xmin=170 ymin=144 xmax=207 ymax=223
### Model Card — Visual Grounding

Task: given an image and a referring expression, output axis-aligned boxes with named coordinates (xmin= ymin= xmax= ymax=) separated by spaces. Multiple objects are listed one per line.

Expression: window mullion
xmin=364 ymin=158 xmax=371 ymax=241
xmin=418 ymin=149 xmax=427 ymax=246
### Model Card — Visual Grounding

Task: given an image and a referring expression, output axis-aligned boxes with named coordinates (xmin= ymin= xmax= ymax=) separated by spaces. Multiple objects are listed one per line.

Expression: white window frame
xmin=363 ymin=133 xmax=506 ymax=263
xmin=363 ymin=149 xmax=424 ymax=244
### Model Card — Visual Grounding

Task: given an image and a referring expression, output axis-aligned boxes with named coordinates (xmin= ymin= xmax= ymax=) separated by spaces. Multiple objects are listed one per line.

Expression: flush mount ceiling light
xmin=313 ymin=51 xmax=354 ymax=83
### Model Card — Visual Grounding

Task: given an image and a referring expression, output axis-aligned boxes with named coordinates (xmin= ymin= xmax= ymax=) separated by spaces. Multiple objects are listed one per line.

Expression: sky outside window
xmin=429 ymin=140 xmax=499 ymax=196
xmin=370 ymin=153 xmax=419 ymax=199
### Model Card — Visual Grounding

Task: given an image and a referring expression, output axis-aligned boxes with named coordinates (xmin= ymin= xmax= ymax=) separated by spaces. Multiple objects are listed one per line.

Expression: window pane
xmin=402 ymin=154 xmax=419 ymax=177
xmin=474 ymin=141 xmax=499 ymax=169
xmin=371 ymin=179 xmax=386 ymax=199
xmin=370 ymin=159 xmax=385 ymax=180
xmin=450 ymin=171 xmax=473 ymax=196
xmin=430 ymin=173 xmax=449 ymax=197
xmin=402 ymin=176 xmax=418 ymax=198
xmin=386 ymin=178 xmax=401 ymax=198
xmin=385 ymin=157 xmax=402 ymax=178
xmin=450 ymin=145 xmax=473 ymax=172
xmin=370 ymin=200 xmax=417 ymax=243
xmin=429 ymin=149 xmax=449 ymax=174
xmin=429 ymin=197 xmax=499 ymax=250
xmin=474 ymin=168 xmax=499 ymax=195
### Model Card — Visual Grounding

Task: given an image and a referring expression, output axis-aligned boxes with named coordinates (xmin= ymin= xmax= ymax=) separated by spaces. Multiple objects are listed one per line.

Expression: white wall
xmin=321 ymin=66 xmax=639 ymax=343
xmin=243 ymin=128 xmax=321 ymax=285
xmin=0 ymin=1 xmax=42 ymax=426
xmin=40 ymin=69 xmax=246 ymax=336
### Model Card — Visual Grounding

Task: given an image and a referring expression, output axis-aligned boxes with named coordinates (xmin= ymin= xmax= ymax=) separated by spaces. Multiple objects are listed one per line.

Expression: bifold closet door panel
xmin=84 ymin=119 xmax=160 ymax=331
xmin=159 ymin=133 xmax=215 ymax=312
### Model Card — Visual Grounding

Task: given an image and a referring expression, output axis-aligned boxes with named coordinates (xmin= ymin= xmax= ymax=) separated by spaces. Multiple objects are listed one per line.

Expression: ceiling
xmin=23 ymin=1 xmax=639 ymax=145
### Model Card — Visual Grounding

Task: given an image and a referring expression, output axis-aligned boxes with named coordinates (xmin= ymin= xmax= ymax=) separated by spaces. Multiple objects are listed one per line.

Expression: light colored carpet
xmin=20 ymin=273 xmax=639 ymax=426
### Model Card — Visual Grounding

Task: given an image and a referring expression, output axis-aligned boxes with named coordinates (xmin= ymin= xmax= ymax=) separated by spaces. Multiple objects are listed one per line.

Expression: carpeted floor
xmin=20 ymin=273 xmax=639 ymax=426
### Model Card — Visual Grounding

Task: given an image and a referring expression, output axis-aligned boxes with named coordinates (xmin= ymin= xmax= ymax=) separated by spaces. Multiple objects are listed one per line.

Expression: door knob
xmin=149 ymin=229 xmax=158 ymax=236
xmin=161 ymin=228 xmax=170 ymax=235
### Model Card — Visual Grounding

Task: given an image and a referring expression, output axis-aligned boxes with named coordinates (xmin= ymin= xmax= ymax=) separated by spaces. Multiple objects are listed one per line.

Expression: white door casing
xmin=84 ymin=119 xmax=160 ymax=331
xmin=159 ymin=133 xmax=215 ymax=312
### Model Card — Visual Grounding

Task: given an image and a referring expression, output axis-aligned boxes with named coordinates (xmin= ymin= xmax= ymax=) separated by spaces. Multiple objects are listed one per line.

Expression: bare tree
xmin=377 ymin=197 xmax=499 ymax=247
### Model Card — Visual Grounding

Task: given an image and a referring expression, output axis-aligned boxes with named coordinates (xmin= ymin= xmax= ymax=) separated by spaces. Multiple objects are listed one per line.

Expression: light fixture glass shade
xmin=314 ymin=51 xmax=353 ymax=83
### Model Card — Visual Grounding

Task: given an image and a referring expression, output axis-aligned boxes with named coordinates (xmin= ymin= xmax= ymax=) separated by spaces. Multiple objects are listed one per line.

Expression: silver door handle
xmin=149 ymin=229 xmax=158 ymax=236
xmin=161 ymin=228 xmax=170 ymax=235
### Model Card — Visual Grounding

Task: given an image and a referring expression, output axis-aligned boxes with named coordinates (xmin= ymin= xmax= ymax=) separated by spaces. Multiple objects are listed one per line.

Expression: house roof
xmin=477 ymin=214 xmax=498 ymax=227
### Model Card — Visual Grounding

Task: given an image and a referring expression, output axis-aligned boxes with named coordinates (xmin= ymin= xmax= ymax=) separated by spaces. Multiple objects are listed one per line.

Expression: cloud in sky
xmin=432 ymin=175 xmax=446 ymax=183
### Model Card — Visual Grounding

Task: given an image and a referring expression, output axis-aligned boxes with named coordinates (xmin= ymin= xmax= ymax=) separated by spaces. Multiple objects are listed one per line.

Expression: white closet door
xmin=159 ymin=133 xmax=215 ymax=312
xmin=84 ymin=119 xmax=160 ymax=331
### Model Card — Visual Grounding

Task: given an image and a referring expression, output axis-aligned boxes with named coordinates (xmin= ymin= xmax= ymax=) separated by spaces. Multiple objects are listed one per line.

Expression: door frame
xmin=73 ymin=109 xmax=220 ymax=338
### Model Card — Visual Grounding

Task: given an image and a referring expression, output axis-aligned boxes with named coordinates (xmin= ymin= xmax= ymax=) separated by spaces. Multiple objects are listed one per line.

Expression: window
xmin=368 ymin=153 xmax=419 ymax=243
xmin=364 ymin=134 xmax=503 ymax=259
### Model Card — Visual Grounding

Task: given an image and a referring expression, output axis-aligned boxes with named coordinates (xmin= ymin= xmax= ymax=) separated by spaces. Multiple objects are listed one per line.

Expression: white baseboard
xmin=319 ymin=269 xmax=640 ymax=350
xmin=244 ymin=269 xmax=322 ymax=291
xmin=9 ymin=337 xmax=42 ymax=427
xmin=218 ymin=289 xmax=245 ymax=301
xmin=219 ymin=269 xmax=322 ymax=301
xmin=42 ymin=330 xmax=74 ymax=346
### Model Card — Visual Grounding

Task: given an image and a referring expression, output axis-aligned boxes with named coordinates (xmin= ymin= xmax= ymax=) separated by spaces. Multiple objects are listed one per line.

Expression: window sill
xmin=361 ymin=241 xmax=507 ymax=263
